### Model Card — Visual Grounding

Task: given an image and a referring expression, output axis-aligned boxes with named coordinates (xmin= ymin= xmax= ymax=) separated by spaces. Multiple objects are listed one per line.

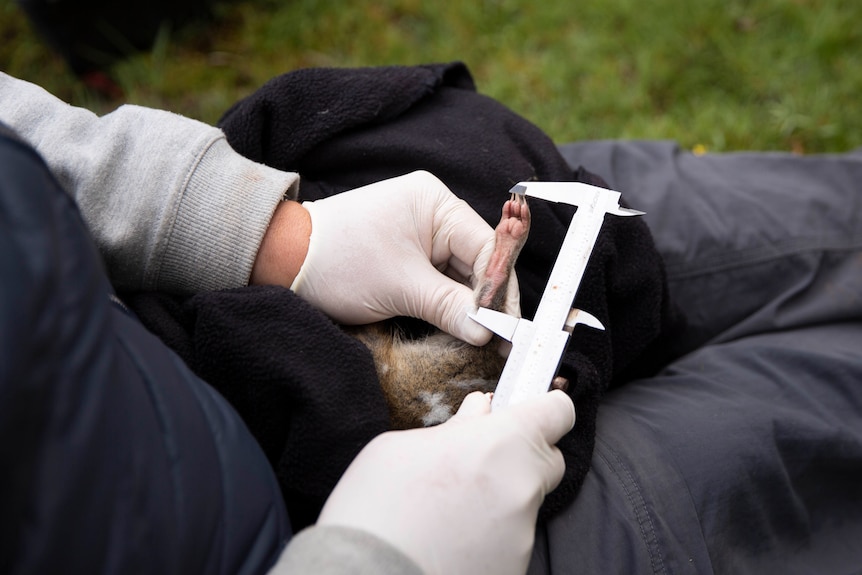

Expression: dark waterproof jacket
xmin=0 ymin=123 xmax=290 ymax=574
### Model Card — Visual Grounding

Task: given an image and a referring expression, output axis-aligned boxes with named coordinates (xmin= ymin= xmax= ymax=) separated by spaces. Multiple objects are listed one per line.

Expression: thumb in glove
xmin=290 ymin=171 xmax=519 ymax=345
xmin=317 ymin=389 xmax=576 ymax=575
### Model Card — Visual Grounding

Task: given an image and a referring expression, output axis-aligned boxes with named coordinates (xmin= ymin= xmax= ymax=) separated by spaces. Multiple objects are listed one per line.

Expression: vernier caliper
xmin=470 ymin=181 xmax=644 ymax=410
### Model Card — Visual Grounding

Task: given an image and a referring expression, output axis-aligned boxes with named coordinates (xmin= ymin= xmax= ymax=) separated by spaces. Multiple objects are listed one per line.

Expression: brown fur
xmin=346 ymin=194 xmax=530 ymax=429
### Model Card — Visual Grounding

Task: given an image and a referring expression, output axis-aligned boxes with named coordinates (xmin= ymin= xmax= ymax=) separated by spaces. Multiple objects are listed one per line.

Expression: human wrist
xmin=156 ymin=135 xmax=299 ymax=293
xmin=250 ymin=199 xmax=312 ymax=288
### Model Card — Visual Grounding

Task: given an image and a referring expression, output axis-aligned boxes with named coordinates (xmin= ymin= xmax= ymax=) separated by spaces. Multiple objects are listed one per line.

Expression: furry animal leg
xmin=348 ymin=194 xmax=531 ymax=429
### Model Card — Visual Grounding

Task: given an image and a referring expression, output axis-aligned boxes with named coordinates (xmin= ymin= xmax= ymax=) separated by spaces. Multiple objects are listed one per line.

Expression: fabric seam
xmin=595 ymin=435 xmax=669 ymax=575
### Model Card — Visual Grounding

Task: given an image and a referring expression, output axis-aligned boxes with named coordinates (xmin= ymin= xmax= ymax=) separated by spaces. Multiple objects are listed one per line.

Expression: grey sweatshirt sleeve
xmin=0 ymin=72 xmax=300 ymax=293
xmin=269 ymin=526 xmax=425 ymax=575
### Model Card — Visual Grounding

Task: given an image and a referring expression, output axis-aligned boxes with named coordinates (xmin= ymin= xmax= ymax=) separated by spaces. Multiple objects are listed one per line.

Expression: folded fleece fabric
xmin=126 ymin=61 xmax=683 ymax=528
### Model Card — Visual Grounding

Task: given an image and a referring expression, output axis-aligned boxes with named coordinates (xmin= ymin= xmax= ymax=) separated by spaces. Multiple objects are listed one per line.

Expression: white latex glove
xmin=291 ymin=170 xmax=519 ymax=346
xmin=316 ymin=389 xmax=576 ymax=575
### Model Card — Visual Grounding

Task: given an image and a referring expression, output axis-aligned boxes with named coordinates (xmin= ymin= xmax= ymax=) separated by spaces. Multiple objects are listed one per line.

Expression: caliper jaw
xmin=470 ymin=181 xmax=643 ymax=409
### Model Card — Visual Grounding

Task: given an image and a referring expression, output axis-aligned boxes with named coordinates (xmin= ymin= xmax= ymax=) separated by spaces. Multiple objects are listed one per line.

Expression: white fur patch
xmin=418 ymin=391 xmax=454 ymax=426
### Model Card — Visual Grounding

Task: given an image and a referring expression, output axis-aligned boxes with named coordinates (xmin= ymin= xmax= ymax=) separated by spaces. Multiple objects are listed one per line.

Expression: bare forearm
xmin=251 ymin=200 xmax=311 ymax=288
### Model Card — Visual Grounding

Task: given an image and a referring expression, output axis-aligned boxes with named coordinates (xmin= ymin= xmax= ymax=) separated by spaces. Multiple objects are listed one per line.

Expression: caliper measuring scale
xmin=469 ymin=181 xmax=644 ymax=409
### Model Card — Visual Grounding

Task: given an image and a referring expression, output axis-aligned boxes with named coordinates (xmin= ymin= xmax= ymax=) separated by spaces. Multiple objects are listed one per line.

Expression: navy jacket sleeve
xmin=0 ymin=123 xmax=290 ymax=575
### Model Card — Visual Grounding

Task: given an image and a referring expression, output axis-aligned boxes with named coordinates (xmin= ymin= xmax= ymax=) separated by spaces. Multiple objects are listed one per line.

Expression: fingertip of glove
xmin=444 ymin=303 xmax=491 ymax=346
xmin=461 ymin=323 xmax=493 ymax=347
xmin=455 ymin=391 xmax=493 ymax=417
xmin=548 ymin=389 xmax=577 ymax=433
xmin=512 ymin=391 xmax=576 ymax=443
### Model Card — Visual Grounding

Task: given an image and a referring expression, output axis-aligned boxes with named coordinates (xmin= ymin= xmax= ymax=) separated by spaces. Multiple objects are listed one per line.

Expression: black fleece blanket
xmin=126 ymin=62 xmax=681 ymax=528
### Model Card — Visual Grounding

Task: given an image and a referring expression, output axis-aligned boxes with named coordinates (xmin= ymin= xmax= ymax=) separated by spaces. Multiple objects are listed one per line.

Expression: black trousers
xmin=527 ymin=142 xmax=862 ymax=574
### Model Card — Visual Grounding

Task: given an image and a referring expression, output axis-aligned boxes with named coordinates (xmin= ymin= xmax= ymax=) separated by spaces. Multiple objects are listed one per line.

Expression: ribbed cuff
xmin=156 ymin=137 xmax=299 ymax=293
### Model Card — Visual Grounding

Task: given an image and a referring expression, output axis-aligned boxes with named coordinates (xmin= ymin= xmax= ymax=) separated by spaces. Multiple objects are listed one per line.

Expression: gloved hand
xmin=316 ymin=389 xmax=576 ymax=575
xmin=291 ymin=170 xmax=519 ymax=346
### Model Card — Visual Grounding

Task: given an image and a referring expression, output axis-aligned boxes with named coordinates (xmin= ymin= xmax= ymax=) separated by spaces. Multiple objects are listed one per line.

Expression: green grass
xmin=2 ymin=0 xmax=861 ymax=153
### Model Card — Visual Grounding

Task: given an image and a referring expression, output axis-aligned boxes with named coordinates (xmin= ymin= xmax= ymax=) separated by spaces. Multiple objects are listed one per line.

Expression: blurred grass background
xmin=2 ymin=0 xmax=860 ymax=153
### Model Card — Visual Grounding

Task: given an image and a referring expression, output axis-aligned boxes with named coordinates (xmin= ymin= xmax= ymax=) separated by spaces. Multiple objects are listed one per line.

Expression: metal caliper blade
xmin=469 ymin=181 xmax=644 ymax=409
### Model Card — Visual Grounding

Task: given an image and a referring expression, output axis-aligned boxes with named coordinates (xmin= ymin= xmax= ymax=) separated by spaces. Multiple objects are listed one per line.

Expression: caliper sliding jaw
xmin=469 ymin=181 xmax=644 ymax=410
